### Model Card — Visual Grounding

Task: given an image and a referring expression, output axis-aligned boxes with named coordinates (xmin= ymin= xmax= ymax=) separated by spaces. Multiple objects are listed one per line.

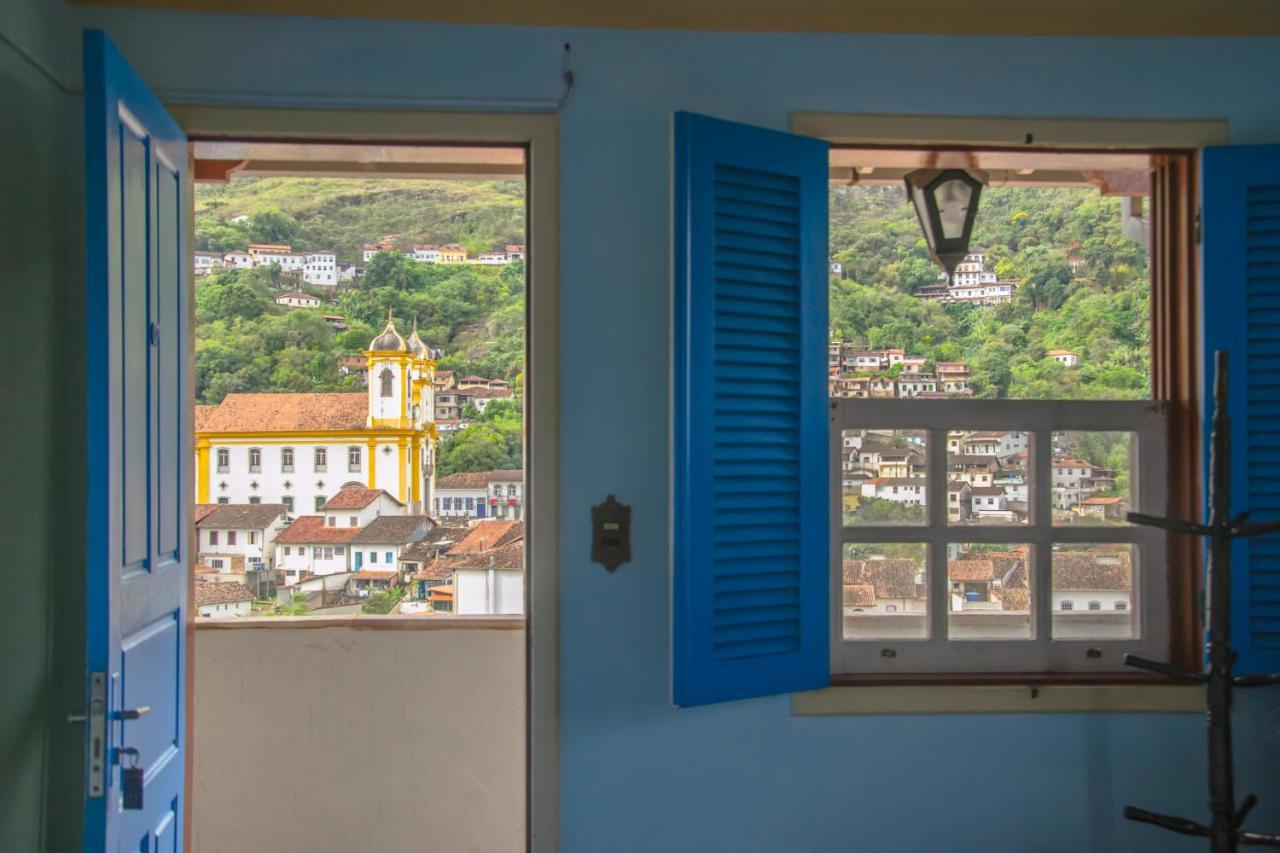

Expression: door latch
xmin=68 ymin=672 xmax=108 ymax=798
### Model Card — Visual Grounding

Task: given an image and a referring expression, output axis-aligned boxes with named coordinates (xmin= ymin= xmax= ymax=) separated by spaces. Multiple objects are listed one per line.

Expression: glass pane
xmin=1052 ymin=431 xmax=1135 ymax=525
xmin=842 ymin=543 xmax=928 ymax=639
xmin=1052 ymin=544 xmax=1135 ymax=639
xmin=841 ymin=429 xmax=927 ymax=526
xmin=946 ymin=429 xmax=1030 ymax=525
xmin=948 ymin=543 xmax=1032 ymax=639
xmin=936 ymin=178 xmax=973 ymax=239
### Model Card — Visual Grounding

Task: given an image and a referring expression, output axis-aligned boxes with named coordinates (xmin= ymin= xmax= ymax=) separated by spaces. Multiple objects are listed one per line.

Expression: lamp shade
xmin=904 ymin=168 xmax=987 ymax=281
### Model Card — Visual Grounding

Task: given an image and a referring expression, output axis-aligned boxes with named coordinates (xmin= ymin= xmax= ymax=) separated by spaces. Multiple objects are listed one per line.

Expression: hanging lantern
xmin=904 ymin=168 xmax=987 ymax=282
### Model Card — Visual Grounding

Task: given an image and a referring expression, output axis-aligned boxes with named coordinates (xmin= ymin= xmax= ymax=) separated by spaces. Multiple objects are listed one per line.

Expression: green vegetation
xmin=362 ymin=586 xmax=405 ymax=615
xmin=829 ymin=185 xmax=1150 ymax=400
xmin=844 ymin=496 xmax=926 ymax=525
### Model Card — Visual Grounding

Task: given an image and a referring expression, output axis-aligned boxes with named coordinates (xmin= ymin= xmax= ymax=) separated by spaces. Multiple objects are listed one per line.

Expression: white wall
xmin=456 ymin=569 xmax=525 ymax=615
xmin=191 ymin=624 xmax=524 ymax=853
xmin=208 ymin=440 xmax=407 ymax=508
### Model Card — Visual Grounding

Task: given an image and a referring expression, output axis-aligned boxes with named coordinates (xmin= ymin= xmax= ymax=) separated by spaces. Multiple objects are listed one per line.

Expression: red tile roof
xmin=197 ymin=392 xmax=369 ymax=432
xmin=275 ymin=516 xmax=362 ymax=544
xmin=353 ymin=570 xmax=398 ymax=581
xmin=451 ymin=520 xmax=523 ymax=554
xmin=435 ymin=469 xmax=523 ymax=490
xmin=194 ymin=503 xmax=220 ymax=524
xmin=950 ymin=559 xmax=996 ymax=582
xmin=195 ymin=581 xmax=255 ymax=607
xmin=321 ymin=487 xmax=403 ymax=510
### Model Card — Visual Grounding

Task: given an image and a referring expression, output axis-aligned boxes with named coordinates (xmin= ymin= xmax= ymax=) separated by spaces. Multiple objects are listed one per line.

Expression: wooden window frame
xmin=809 ymin=133 xmax=1203 ymax=683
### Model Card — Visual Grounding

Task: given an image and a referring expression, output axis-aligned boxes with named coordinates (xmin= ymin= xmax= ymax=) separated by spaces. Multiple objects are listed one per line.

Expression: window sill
xmin=793 ymin=673 xmax=1203 ymax=715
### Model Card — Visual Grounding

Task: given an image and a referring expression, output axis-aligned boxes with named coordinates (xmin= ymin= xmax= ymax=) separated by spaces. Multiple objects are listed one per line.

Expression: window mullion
xmin=929 ymin=428 xmax=949 ymax=642
xmin=1033 ymin=428 xmax=1053 ymax=641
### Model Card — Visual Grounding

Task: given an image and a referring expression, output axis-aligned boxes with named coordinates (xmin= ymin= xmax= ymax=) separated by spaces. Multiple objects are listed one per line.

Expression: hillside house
xmin=1048 ymin=349 xmax=1080 ymax=367
xmin=1053 ymin=549 xmax=1132 ymax=612
xmin=195 ymin=503 xmax=290 ymax=576
xmin=194 ymin=580 xmax=255 ymax=618
xmin=860 ymin=477 xmax=926 ymax=505
xmin=275 ymin=291 xmax=320 ymax=308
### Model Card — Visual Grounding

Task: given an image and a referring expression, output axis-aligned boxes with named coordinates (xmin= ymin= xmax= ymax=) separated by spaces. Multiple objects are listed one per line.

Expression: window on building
xmin=380 ymin=367 xmax=394 ymax=398
xmin=282 ymin=447 xmax=294 ymax=471
xmin=282 ymin=496 xmax=294 ymax=512
xmin=336 ymin=546 xmax=345 ymax=555
xmin=385 ymin=551 xmax=393 ymax=563
xmin=314 ymin=447 xmax=327 ymax=471
xmin=323 ymin=547 xmax=334 ymax=560
xmin=314 ymin=496 xmax=325 ymax=511
xmin=327 ymin=517 xmax=336 ymax=527
xmin=248 ymin=497 xmax=260 ymax=505
xmin=312 ymin=546 xmax=322 ymax=558
xmin=209 ymin=530 xmax=219 ymax=546
xmin=1088 ymin=600 xmax=1103 ymax=611
xmin=249 ymin=447 xmax=262 ymax=472
xmin=1060 ymin=601 xmax=1075 ymax=611
xmin=218 ymin=497 xmax=229 ymax=505
xmin=216 ymin=448 xmax=230 ymax=472
xmin=210 ymin=559 xmax=224 ymax=569
xmin=284 ymin=546 xmax=291 ymax=555
xmin=370 ymin=552 xmax=378 ymax=563
xmin=349 ymin=446 xmax=362 ymax=472
xmin=227 ymin=531 xmax=237 ymax=546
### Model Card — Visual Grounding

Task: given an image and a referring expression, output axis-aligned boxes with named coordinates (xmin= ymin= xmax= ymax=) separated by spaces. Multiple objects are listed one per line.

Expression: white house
xmin=222 ymin=249 xmax=253 ymax=268
xmin=435 ymin=468 xmax=524 ymax=521
xmin=363 ymin=240 xmax=396 ymax=262
xmin=450 ymin=521 xmax=525 ymax=615
xmin=1052 ymin=549 xmax=1132 ymax=613
xmin=1047 ymin=349 xmax=1080 ymax=367
xmin=969 ymin=486 xmax=1016 ymax=522
xmin=275 ymin=291 xmax=321 ymax=308
xmin=273 ymin=514 xmax=359 ymax=583
xmin=194 ymin=580 xmax=255 ymax=618
xmin=194 ymin=250 xmax=223 ymax=275
xmin=842 ymin=558 xmax=926 ymax=614
xmin=321 ymin=486 xmax=407 ymax=528
xmin=860 ymin=477 xmax=926 ymax=505
xmin=302 ymin=251 xmax=337 ymax=286
xmin=195 ymin=503 xmax=290 ymax=575
xmin=349 ymin=514 xmax=434 ymax=588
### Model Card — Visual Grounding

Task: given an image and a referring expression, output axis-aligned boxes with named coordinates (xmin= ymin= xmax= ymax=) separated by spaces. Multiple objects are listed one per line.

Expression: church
xmin=194 ymin=314 xmax=438 ymax=514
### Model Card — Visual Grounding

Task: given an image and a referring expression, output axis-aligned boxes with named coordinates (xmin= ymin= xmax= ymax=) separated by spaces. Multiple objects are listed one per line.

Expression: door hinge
xmin=1195 ymin=207 xmax=1203 ymax=246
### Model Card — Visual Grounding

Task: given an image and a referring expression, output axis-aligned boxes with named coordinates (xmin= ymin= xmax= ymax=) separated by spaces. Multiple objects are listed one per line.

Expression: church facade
xmin=195 ymin=316 xmax=438 ymax=514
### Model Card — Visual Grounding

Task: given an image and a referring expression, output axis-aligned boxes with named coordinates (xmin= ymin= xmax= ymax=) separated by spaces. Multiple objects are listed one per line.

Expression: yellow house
xmin=195 ymin=316 xmax=437 ymax=513
xmin=437 ymin=243 xmax=468 ymax=264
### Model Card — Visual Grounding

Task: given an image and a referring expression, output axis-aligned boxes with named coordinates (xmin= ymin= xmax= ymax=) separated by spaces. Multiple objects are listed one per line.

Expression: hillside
xmin=196 ymin=176 xmax=525 ymax=260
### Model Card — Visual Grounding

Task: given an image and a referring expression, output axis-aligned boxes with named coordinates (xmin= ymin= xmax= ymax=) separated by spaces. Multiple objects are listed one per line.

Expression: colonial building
xmin=195 ymin=315 xmax=439 ymax=513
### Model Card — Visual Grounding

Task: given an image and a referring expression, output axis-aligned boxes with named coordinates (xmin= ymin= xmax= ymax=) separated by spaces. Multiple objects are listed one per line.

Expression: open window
xmin=671 ymin=112 xmax=1280 ymax=704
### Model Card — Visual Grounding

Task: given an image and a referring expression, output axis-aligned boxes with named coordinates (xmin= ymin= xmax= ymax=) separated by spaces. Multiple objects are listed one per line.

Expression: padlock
xmin=120 ymin=748 xmax=144 ymax=811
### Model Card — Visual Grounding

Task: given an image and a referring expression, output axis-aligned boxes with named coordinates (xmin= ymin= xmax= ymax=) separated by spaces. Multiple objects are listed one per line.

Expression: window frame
xmin=830 ymin=398 xmax=1169 ymax=676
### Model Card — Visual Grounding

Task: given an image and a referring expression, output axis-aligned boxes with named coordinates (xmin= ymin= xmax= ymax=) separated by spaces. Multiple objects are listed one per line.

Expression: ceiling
xmin=191 ymin=140 xmax=525 ymax=182
xmin=829 ymin=148 xmax=1152 ymax=192
xmin=71 ymin=0 xmax=1280 ymax=37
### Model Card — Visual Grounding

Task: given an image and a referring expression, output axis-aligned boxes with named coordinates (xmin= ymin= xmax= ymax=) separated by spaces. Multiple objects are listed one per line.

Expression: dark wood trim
xmin=1151 ymin=153 xmax=1203 ymax=671
xmin=829 ymin=671 xmax=1196 ymax=688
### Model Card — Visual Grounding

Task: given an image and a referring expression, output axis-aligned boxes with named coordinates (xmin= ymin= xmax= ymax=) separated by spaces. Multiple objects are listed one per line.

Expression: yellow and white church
xmin=195 ymin=315 xmax=438 ymax=514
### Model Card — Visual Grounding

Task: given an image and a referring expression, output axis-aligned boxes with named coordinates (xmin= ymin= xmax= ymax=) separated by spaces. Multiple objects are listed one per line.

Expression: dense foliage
xmin=829 ymin=185 xmax=1150 ymax=400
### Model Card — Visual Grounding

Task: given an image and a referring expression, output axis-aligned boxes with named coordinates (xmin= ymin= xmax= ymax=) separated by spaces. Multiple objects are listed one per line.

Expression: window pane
xmin=1052 ymin=430 xmax=1134 ymax=525
xmin=947 ymin=429 xmax=1030 ymax=525
xmin=842 ymin=543 xmax=927 ymax=639
xmin=1052 ymin=544 xmax=1135 ymax=639
xmin=842 ymin=429 xmax=927 ymax=526
xmin=948 ymin=544 xmax=1031 ymax=639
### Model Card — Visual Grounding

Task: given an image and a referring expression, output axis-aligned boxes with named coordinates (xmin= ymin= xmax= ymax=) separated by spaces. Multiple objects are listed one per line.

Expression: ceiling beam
xmin=69 ymin=0 xmax=1280 ymax=37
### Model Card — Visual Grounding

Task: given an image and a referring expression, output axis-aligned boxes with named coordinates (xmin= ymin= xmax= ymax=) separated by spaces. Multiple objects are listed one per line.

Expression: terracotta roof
xmin=843 ymin=583 xmax=877 ymax=607
xmin=863 ymin=477 xmax=926 ymax=487
xmin=1000 ymin=587 xmax=1031 ymax=611
xmin=843 ymin=559 xmax=919 ymax=599
xmin=350 ymin=515 xmax=432 ymax=545
xmin=435 ymin=469 xmax=524 ymax=490
xmin=193 ymin=503 xmax=220 ymax=524
xmin=1080 ymin=496 xmax=1124 ymax=505
xmin=197 ymin=392 xmax=368 ymax=432
xmin=449 ymin=538 xmax=524 ymax=571
xmin=194 ymin=405 xmax=218 ymax=431
xmin=275 ymin=516 xmax=362 ymax=544
xmin=412 ymin=558 xmax=455 ymax=581
xmin=428 ymin=585 xmax=454 ymax=600
xmin=1046 ymin=349 xmax=1077 ymax=356
xmin=1053 ymin=459 xmax=1091 ymax=468
xmin=400 ymin=526 xmax=467 ymax=562
xmin=196 ymin=504 xmax=289 ymax=529
xmin=195 ymin=581 xmax=255 ymax=607
xmin=321 ymin=487 xmax=403 ymax=510
xmin=950 ymin=559 xmax=996 ymax=582
xmin=451 ymin=520 xmax=523 ymax=554
xmin=970 ymin=487 xmax=1006 ymax=497
xmin=1053 ymin=551 xmax=1132 ymax=591
xmin=353 ymin=570 xmax=398 ymax=581
xmin=465 ymin=388 xmax=514 ymax=399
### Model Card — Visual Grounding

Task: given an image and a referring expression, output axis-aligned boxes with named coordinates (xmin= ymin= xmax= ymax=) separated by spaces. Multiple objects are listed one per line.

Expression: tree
xmin=362 ymin=587 xmax=404 ymax=615
xmin=247 ymin=208 xmax=300 ymax=245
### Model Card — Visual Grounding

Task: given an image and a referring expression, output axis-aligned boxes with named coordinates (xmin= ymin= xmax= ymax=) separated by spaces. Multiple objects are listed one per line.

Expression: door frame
xmin=168 ymin=105 xmax=559 ymax=853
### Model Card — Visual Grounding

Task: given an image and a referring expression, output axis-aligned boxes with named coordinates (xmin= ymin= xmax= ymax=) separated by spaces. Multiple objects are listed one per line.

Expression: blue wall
xmin=54 ymin=9 xmax=1280 ymax=851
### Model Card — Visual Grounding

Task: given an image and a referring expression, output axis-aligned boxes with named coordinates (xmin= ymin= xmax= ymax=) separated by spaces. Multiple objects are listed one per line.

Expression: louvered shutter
xmin=673 ymin=112 xmax=829 ymax=706
xmin=1203 ymin=145 xmax=1280 ymax=674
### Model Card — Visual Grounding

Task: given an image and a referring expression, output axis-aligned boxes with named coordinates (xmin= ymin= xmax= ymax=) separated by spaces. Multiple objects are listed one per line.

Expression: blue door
xmin=83 ymin=30 xmax=190 ymax=852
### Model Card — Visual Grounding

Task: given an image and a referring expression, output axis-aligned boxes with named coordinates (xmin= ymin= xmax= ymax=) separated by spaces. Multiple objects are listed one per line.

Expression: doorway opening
xmin=187 ymin=137 xmax=531 ymax=851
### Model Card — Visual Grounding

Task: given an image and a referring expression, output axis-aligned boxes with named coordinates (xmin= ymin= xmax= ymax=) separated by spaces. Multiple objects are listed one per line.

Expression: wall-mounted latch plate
xmin=87 ymin=672 xmax=106 ymax=797
xmin=591 ymin=494 xmax=631 ymax=572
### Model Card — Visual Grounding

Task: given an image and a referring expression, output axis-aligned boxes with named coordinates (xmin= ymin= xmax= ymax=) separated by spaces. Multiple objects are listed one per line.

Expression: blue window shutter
xmin=673 ymin=112 xmax=829 ymax=707
xmin=1203 ymin=144 xmax=1280 ymax=674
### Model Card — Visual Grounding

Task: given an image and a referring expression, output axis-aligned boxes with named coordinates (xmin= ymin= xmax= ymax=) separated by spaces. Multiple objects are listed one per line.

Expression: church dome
xmin=406 ymin=325 xmax=430 ymax=360
xmin=369 ymin=312 xmax=407 ymax=352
